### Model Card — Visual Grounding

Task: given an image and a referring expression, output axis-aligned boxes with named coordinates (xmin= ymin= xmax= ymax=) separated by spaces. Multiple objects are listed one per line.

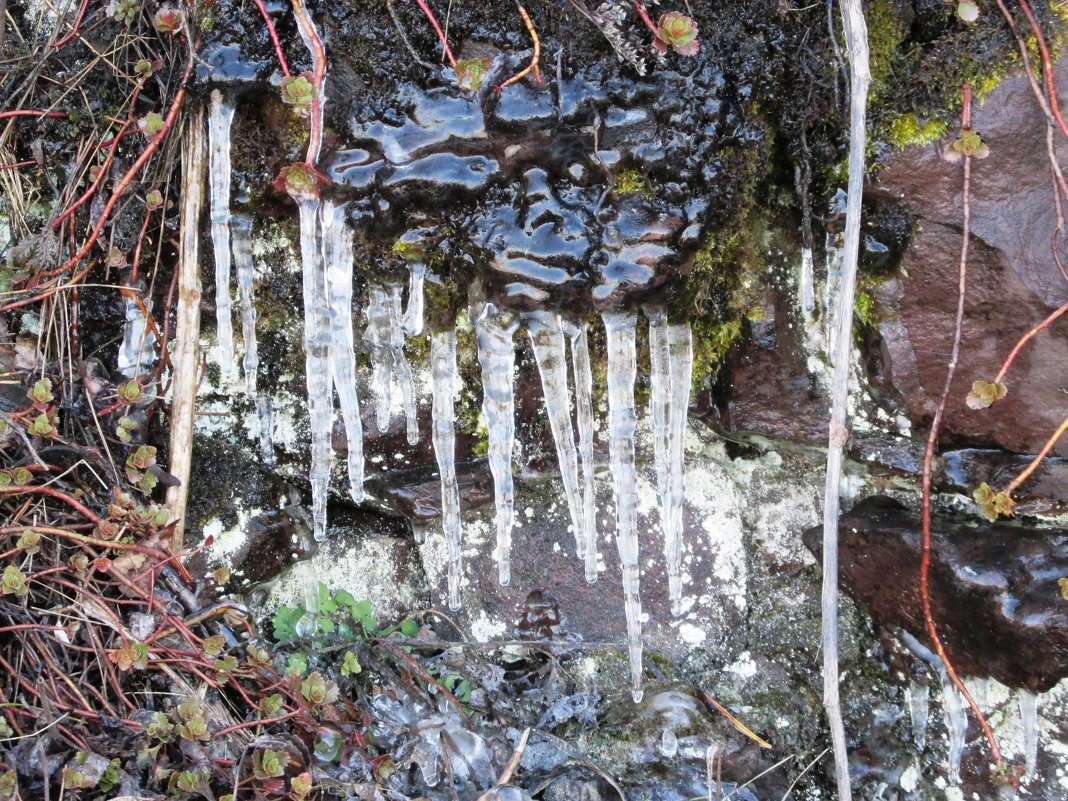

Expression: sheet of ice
xmin=942 ymin=683 xmax=967 ymax=785
xmin=526 ymin=311 xmax=585 ymax=560
xmin=388 ymin=283 xmax=420 ymax=445
xmin=602 ymin=311 xmax=643 ymax=702
xmin=906 ymin=681 xmax=929 ymax=753
xmin=476 ymin=304 xmax=518 ymax=586
xmin=207 ymin=89 xmax=236 ymax=381
xmin=365 ymin=286 xmax=395 ymax=433
xmin=431 ymin=329 xmax=462 ymax=610
xmin=1019 ymin=689 xmax=1039 ymax=776
xmin=321 ymin=199 xmax=363 ymax=501
xmin=116 ymin=284 xmax=157 ymax=380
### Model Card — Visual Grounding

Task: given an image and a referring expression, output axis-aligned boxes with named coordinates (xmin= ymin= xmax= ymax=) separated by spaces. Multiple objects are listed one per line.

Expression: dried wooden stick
xmin=165 ymin=105 xmax=206 ymax=550
xmin=821 ymin=1 xmax=870 ymax=799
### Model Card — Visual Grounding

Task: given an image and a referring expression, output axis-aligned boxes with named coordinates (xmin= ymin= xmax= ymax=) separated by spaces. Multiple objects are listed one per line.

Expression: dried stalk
xmin=165 ymin=105 xmax=206 ymax=549
xmin=821 ymin=1 xmax=870 ymax=799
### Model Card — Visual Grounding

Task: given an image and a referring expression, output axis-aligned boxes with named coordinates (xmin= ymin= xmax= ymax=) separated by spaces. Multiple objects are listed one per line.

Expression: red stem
xmin=632 ymin=2 xmax=661 ymax=39
xmin=289 ymin=0 xmax=328 ymax=164
xmin=413 ymin=0 xmax=457 ymax=68
xmin=992 ymin=296 xmax=1068 ymax=384
xmin=919 ymin=85 xmax=1003 ymax=765
xmin=0 ymin=110 xmax=68 ymax=121
xmin=53 ymin=0 xmax=91 ymax=48
xmin=0 ymin=486 xmax=102 ymax=524
xmin=251 ymin=0 xmax=291 ymax=76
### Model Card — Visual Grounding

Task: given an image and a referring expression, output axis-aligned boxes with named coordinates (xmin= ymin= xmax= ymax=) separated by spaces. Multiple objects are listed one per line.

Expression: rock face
xmin=802 ymin=495 xmax=1068 ymax=692
xmin=872 ymin=64 xmax=1068 ymax=457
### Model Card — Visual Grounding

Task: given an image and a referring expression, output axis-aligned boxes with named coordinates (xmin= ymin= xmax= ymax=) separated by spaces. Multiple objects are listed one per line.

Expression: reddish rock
xmin=872 ymin=64 xmax=1068 ymax=456
xmin=803 ymin=495 xmax=1068 ymax=692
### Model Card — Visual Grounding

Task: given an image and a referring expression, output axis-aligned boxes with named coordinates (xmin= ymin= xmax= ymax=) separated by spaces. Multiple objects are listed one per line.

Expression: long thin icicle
xmin=365 ymin=286 xmax=395 ymax=434
xmin=568 ymin=323 xmax=598 ymax=583
xmin=431 ymin=328 xmax=462 ymax=610
xmin=1019 ymin=689 xmax=1039 ymax=776
xmin=603 ymin=311 xmax=643 ymax=702
xmin=403 ymin=262 xmax=426 ymax=336
xmin=207 ymin=89 xmax=236 ymax=381
xmin=231 ymin=214 xmax=274 ymax=465
xmin=645 ymin=308 xmax=671 ymax=510
xmin=297 ymin=196 xmax=332 ymax=542
xmin=526 ymin=311 xmax=585 ymax=560
xmin=665 ymin=321 xmax=693 ymax=616
xmin=388 ymin=284 xmax=420 ymax=445
xmin=476 ymin=304 xmax=518 ymax=586
xmin=942 ymin=682 xmax=967 ymax=785
xmin=321 ymin=199 xmax=364 ymax=502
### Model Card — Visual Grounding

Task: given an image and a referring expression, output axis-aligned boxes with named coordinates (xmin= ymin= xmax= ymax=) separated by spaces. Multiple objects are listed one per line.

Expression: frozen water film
xmin=207 ymin=89 xmax=236 ymax=381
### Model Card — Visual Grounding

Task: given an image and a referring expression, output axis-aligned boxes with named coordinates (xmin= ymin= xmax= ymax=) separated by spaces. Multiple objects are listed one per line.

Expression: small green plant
xmin=108 ymin=641 xmax=149 ymax=671
xmin=138 ymin=112 xmax=165 ymax=140
xmin=27 ymin=378 xmax=52 ymax=406
xmin=152 ymin=5 xmax=183 ymax=35
xmin=943 ymin=129 xmax=990 ymax=161
xmin=125 ymin=445 xmax=158 ymax=492
xmin=272 ymin=582 xmax=382 ymax=640
xmin=274 ymin=162 xmax=323 ymax=198
xmin=2 ymin=565 xmax=29 ymax=597
xmin=956 ymin=0 xmax=980 ymax=23
xmin=145 ymin=187 xmax=164 ymax=209
xmin=455 ymin=58 xmax=491 ymax=91
xmin=973 ymin=482 xmax=1015 ymax=522
xmin=966 ymin=379 xmax=1007 ymax=409
xmin=280 ymin=73 xmax=316 ymax=117
xmin=118 ymin=379 xmax=144 ymax=404
xmin=111 ymin=0 xmax=139 ymax=26
xmin=655 ymin=11 xmax=700 ymax=56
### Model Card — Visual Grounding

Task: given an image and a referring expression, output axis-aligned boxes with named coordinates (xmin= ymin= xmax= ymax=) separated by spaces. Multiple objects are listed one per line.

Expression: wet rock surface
xmin=803 ymin=495 xmax=1068 ymax=693
xmin=873 ymin=63 xmax=1068 ymax=457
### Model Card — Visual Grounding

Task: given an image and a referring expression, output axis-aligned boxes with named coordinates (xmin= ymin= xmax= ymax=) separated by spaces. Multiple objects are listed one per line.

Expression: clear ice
xmin=475 ymin=304 xmax=519 ymax=586
xmin=644 ymin=308 xmax=692 ymax=616
xmin=207 ymin=89 xmax=236 ymax=381
xmin=296 ymin=195 xmax=332 ymax=542
xmin=117 ymin=281 xmax=157 ymax=380
xmin=1019 ymin=689 xmax=1039 ymax=776
xmin=800 ymin=246 xmax=815 ymax=313
xmin=567 ymin=322 xmax=599 ymax=583
xmin=230 ymin=214 xmax=274 ymax=465
xmin=403 ymin=261 xmax=426 ymax=337
xmin=431 ymin=328 xmax=462 ymax=610
xmin=321 ymin=199 xmax=364 ymax=502
xmin=364 ymin=284 xmax=419 ymax=445
xmin=942 ymin=683 xmax=967 ymax=785
xmin=906 ymin=680 xmax=929 ymax=753
xmin=602 ymin=311 xmax=643 ymax=702
xmin=526 ymin=311 xmax=585 ymax=560
xmin=664 ymin=320 xmax=692 ymax=615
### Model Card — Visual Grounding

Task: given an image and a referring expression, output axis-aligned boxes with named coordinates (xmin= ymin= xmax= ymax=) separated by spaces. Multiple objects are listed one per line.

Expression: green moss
xmin=865 ymin=0 xmax=909 ymax=103
xmin=612 ymin=167 xmax=651 ymax=196
xmin=887 ymin=114 xmax=948 ymax=149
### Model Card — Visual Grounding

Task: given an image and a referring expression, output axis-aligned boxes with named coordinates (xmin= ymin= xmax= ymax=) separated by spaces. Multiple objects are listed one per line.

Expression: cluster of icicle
xmin=206 ymin=71 xmax=694 ymax=709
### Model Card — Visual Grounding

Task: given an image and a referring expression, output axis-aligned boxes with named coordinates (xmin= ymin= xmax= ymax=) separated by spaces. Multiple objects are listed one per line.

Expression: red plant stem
xmin=0 ymin=525 xmax=171 ymax=559
xmin=251 ymin=0 xmax=291 ymax=76
xmin=413 ymin=0 xmax=457 ymax=68
xmin=95 ymin=128 xmax=139 ymax=150
xmin=0 ymin=624 xmax=67 ymax=634
xmin=289 ymin=0 xmax=328 ymax=164
xmin=34 ymin=55 xmax=192 ymax=284
xmin=0 ymin=160 xmax=36 ymax=170
xmin=51 ymin=87 xmax=141 ymax=231
xmin=0 ymin=110 xmax=68 ymax=121
xmin=53 ymin=0 xmax=90 ymax=48
xmin=129 ymin=204 xmax=156 ymax=282
xmin=1004 ymin=415 xmax=1068 ymax=496
xmin=497 ymin=4 xmax=542 ymax=90
xmin=632 ymin=2 xmax=661 ymax=38
xmin=919 ymin=85 xmax=1003 ymax=765
xmin=992 ymin=297 xmax=1068 ymax=384
xmin=0 ymin=486 xmax=103 ymax=524
xmin=1014 ymin=0 xmax=1068 ymax=142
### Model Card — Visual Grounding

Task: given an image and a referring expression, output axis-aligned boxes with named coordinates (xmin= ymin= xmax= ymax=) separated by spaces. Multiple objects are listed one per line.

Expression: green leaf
xmin=316 ymin=616 xmax=335 ymax=634
xmin=341 ymin=650 xmax=362 ymax=677
xmin=317 ymin=582 xmax=338 ymax=614
xmin=272 ymin=605 xmax=304 ymax=641
xmin=285 ymin=652 xmax=308 ymax=677
xmin=399 ymin=619 xmax=419 ymax=638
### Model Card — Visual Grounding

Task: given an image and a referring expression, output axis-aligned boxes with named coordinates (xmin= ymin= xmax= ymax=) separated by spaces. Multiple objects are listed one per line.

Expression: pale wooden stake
xmin=166 ymin=105 xmax=206 ymax=550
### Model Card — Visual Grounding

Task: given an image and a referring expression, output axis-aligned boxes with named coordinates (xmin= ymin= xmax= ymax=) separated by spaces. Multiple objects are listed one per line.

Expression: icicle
xmin=403 ymin=262 xmax=426 ymax=336
xmin=476 ymin=304 xmax=519 ymax=586
xmin=665 ymin=321 xmax=692 ymax=616
xmin=431 ymin=329 xmax=462 ymax=610
xmin=644 ymin=308 xmax=671 ymax=509
xmin=321 ymin=199 xmax=364 ymax=502
xmin=660 ymin=727 xmax=678 ymax=758
xmin=602 ymin=311 xmax=643 ymax=702
xmin=1019 ymin=689 xmax=1039 ymax=776
xmin=568 ymin=322 xmax=598 ymax=584
xmin=388 ymin=284 xmax=420 ymax=445
xmin=906 ymin=681 xmax=929 ymax=753
xmin=800 ymin=246 xmax=815 ymax=313
xmin=824 ymin=189 xmax=847 ymax=366
xmin=207 ymin=89 xmax=236 ymax=381
xmin=296 ymin=196 xmax=332 ymax=542
xmin=117 ymin=283 xmax=157 ymax=380
xmin=526 ymin=311 xmax=585 ymax=560
xmin=231 ymin=214 xmax=274 ymax=465
xmin=365 ymin=286 xmax=394 ymax=433
xmin=971 ymin=677 xmax=990 ymax=711
xmin=942 ymin=682 xmax=967 ymax=785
